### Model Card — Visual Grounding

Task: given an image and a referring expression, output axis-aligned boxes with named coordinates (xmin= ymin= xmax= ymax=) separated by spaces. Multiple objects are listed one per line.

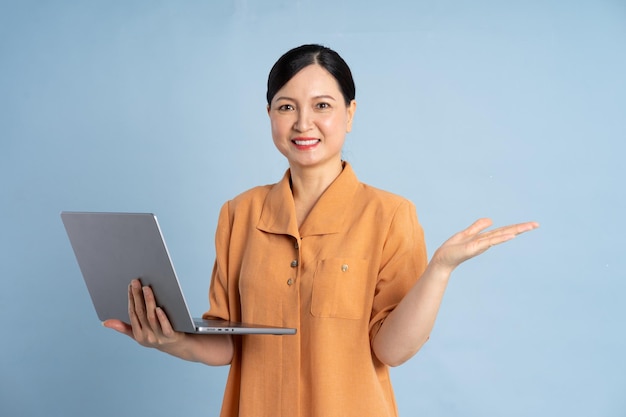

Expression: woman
xmin=104 ymin=44 xmax=538 ymax=416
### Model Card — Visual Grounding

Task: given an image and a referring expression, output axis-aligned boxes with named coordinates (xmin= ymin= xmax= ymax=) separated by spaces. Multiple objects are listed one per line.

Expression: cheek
xmin=319 ymin=114 xmax=347 ymax=135
xmin=270 ymin=116 xmax=290 ymax=138
xmin=270 ymin=118 xmax=291 ymax=155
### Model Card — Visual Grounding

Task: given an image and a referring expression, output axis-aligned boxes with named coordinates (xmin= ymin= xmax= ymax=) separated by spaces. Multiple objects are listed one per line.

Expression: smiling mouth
xmin=292 ymin=138 xmax=320 ymax=146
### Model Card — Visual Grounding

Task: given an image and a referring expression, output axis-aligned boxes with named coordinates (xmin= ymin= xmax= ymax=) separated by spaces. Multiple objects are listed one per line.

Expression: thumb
xmin=102 ymin=319 xmax=134 ymax=338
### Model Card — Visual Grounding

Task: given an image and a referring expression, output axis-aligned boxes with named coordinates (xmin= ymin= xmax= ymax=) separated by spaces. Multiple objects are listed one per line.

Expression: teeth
xmin=294 ymin=139 xmax=319 ymax=146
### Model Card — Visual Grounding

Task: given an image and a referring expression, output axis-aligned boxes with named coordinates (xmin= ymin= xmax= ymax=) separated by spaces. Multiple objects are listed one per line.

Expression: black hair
xmin=266 ymin=44 xmax=356 ymax=106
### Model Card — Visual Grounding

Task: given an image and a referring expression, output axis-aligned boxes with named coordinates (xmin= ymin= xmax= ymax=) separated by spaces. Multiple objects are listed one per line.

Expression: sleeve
xmin=202 ymin=201 xmax=240 ymax=321
xmin=368 ymin=200 xmax=428 ymax=342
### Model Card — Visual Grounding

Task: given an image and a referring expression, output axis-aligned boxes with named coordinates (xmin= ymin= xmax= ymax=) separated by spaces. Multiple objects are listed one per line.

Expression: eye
xmin=316 ymin=102 xmax=331 ymax=110
xmin=278 ymin=104 xmax=294 ymax=111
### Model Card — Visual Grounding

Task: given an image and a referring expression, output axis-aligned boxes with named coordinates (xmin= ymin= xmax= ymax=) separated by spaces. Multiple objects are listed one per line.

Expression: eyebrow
xmin=273 ymin=94 xmax=338 ymax=103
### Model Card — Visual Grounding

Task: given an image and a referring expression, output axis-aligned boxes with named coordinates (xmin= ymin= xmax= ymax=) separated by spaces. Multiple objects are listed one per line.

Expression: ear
xmin=346 ymin=100 xmax=357 ymax=133
xmin=267 ymin=104 xmax=271 ymax=116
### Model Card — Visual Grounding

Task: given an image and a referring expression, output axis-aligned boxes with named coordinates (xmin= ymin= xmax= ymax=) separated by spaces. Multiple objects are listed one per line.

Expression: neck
xmin=289 ymin=160 xmax=344 ymax=228
xmin=290 ymin=160 xmax=343 ymax=201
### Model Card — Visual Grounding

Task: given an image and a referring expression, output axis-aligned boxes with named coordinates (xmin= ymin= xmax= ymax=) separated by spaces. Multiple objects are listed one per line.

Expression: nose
xmin=293 ymin=109 xmax=312 ymax=132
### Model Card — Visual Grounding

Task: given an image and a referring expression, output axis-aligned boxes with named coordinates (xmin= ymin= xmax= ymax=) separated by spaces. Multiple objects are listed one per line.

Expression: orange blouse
xmin=204 ymin=162 xmax=428 ymax=417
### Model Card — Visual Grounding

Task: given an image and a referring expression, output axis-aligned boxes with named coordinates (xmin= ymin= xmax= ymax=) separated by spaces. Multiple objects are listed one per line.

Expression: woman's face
xmin=268 ymin=64 xmax=356 ymax=172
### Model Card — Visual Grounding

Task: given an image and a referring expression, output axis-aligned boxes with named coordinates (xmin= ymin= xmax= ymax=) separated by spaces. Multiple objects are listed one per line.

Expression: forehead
xmin=276 ymin=64 xmax=341 ymax=98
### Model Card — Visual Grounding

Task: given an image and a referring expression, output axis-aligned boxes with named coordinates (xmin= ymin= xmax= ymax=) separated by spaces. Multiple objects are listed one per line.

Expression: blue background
xmin=1 ymin=1 xmax=625 ymax=416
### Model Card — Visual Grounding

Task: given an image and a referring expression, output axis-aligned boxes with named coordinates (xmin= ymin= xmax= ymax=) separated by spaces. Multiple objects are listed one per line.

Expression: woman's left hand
xmin=431 ymin=218 xmax=539 ymax=272
xmin=372 ymin=218 xmax=538 ymax=366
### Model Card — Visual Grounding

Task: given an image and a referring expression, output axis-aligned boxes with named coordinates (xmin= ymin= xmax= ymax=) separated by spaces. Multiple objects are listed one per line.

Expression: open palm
xmin=431 ymin=218 xmax=539 ymax=271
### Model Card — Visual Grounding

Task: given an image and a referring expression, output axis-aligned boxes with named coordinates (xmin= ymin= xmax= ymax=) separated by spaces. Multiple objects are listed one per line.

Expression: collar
xmin=257 ymin=162 xmax=360 ymax=238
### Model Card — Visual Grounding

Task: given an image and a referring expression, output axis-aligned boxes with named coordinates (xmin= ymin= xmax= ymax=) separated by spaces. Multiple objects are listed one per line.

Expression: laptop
xmin=61 ymin=211 xmax=296 ymax=335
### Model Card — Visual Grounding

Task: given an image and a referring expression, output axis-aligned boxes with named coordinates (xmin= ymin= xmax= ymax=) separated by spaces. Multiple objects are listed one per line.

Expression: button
xmin=291 ymin=260 xmax=298 ymax=268
xmin=287 ymin=278 xmax=294 ymax=286
xmin=341 ymin=264 xmax=349 ymax=272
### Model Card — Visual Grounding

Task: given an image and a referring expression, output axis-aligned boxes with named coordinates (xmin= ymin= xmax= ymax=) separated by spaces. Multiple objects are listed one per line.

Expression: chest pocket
xmin=311 ymin=258 xmax=370 ymax=319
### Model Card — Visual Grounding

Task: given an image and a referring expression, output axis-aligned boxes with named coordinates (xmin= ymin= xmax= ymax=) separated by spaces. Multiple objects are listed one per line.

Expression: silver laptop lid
xmin=61 ymin=211 xmax=199 ymax=333
xmin=62 ymin=211 xmax=296 ymax=335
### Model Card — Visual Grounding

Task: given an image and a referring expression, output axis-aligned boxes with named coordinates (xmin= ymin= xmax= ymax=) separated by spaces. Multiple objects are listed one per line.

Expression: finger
xmin=128 ymin=282 xmax=142 ymax=336
xmin=142 ymin=285 xmax=162 ymax=334
xmin=478 ymin=232 xmax=517 ymax=249
xmin=102 ymin=319 xmax=134 ymax=338
xmin=484 ymin=221 xmax=540 ymax=240
xmin=155 ymin=307 xmax=177 ymax=337
xmin=440 ymin=218 xmax=489 ymax=248
xmin=466 ymin=218 xmax=493 ymax=234
xmin=478 ymin=221 xmax=539 ymax=249
xmin=514 ymin=221 xmax=540 ymax=234
xmin=130 ymin=279 xmax=151 ymax=331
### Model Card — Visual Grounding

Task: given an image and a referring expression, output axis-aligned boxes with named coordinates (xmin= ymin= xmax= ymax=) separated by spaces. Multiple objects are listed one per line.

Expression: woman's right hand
xmin=103 ymin=279 xmax=186 ymax=350
xmin=103 ymin=279 xmax=234 ymax=365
